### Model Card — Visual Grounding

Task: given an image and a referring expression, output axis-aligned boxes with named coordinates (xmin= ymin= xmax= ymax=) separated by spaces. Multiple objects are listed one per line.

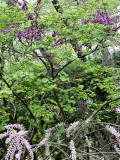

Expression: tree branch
xmin=0 ymin=75 xmax=36 ymax=121
xmin=53 ymin=89 xmax=66 ymax=123
xmin=53 ymin=41 xmax=101 ymax=79
xmin=53 ymin=58 xmax=77 ymax=79
xmin=86 ymin=96 xmax=120 ymax=123
xmin=52 ymin=0 xmax=63 ymax=13
xmin=74 ymin=0 xmax=79 ymax=5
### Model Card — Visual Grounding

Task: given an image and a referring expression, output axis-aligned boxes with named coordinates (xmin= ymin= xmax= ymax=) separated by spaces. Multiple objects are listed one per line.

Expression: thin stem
xmin=53 ymin=89 xmax=66 ymax=124
xmin=0 ymin=75 xmax=36 ymax=121
xmin=53 ymin=58 xmax=76 ymax=79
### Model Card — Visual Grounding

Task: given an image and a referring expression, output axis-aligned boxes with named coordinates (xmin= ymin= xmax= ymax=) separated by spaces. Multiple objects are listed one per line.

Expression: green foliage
xmin=0 ymin=0 xmax=120 ymax=159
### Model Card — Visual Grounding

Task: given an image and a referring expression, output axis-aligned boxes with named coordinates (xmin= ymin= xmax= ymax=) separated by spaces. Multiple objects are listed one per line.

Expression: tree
xmin=0 ymin=0 xmax=120 ymax=159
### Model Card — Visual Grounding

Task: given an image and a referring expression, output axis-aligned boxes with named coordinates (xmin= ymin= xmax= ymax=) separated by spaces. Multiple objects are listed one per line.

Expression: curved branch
xmin=52 ymin=0 xmax=63 ymax=13
xmin=53 ymin=58 xmax=76 ymax=79
xmin=53 ymin=89 xmax=66 ymax=123
xmin=0 ymin=74 xmax=36 ymax=121
xmin=86 ymin=96 xmax=120 ymax=123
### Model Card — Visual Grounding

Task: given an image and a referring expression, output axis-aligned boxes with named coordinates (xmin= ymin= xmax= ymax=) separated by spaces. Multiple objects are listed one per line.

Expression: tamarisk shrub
xmin=0 ymin=122 xmax=80 ymax=160
xmin=0 ymin=124 xmax=34 ymax=160
xmin=106 ymin=107 xmax=120 ymax=155
xmin=69 ymin=140 xmax=77 ymax=160
xmin=1 ymin=118 xmax=120 ymax=159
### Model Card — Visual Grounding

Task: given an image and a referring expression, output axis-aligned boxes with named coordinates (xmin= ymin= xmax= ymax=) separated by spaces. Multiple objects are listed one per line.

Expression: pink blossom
xmin=116 ymin=107 xmax=120 ymax=113
xmin=0 ymin=124 xmax=34 ymax=160
xmin=114 ymin=145 xmax=120 ymax=155
xmin=69 ymin=140 xmax=77 ymax=160
xmin=66 ymin=121 xmax=79 ymax=138
xmin=0 ymin=132 xmax=8 ymax=139
xmin=85 ymin=136 xmax=90 ymax=147
xmin=34 ymin=128 xmax=52 ymax=151
xmin=106 ymin=125 xmax=120 ymax=137
xmin=106 ymin=125 xmax=120 ymax=155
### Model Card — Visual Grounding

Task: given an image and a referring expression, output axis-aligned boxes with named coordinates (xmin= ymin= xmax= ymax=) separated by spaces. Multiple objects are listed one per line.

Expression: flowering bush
xmin=106 ymin=107 xmax=120 ymax=155
xmin=0 ymin=122 xmax=80 ymax=160
xmin=1 ymin=0 xmax=120 ymax=159
xmin=1 ymin=109 xmax=120 ymax=159
xmin=0 ymin=124 xmax=34 ymax=160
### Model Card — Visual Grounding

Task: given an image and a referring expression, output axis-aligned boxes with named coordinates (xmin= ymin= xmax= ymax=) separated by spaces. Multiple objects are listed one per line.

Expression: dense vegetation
xmin=0 ymin=0 xmax=120 ymax=159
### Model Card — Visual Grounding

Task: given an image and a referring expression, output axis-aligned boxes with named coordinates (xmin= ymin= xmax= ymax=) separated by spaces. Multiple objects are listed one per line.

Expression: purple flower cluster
xmin=47 ymin=52 xmax=54 ymax=59
xmin=3 ymin=21 xmax=44 ymax=41
xmin=13 ymin=0 xmax=41 ymax=10
xmin=75 ymin=43 xmax=82 ymax=52
xmin=17 ymin=26 xmax=41 ymax=40
xmin=44 ymin=53 xmax=54 ymax=61
xmin=51 ymin=31 xmax=65 ymax=48
xmin=3 ymin=28 xmax=12 ymax=35
xmin=55 ymin=39 xmax=64 ymax=46
xmin=13 ymin=0 xmax=22 ymax=6
xmin=84 ymin=19 xmax=91 ymax=24
xmin=4 ymin=0 xmax=43 ymax=41
xmin=37 ymin=0 xmax=41 ymax=5
xmin=34 ymin=6 xmax=39 ymax=17
xmin=84 ymin=9 xmax=118 ymax=26
xmin=33 ymin=0 xmax=41 ymax=19
xmin=52 ymin=31 xmax=57 ymax=37
xmin=26 ymin=13 xmax=33 ymax=20
xmin=13 ymin=0 xmax=41 ymax=15
xmin=91 ymin=9 xmax=105 ymax=24
xmin=13 ymin=0 xmax=28 ymax=10
xmin=21 ymin=1 xmax=28 ymax=11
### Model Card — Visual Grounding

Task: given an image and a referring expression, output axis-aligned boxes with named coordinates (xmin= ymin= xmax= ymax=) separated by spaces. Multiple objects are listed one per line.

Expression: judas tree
xmin=0 ymin=0 xmax=120 ymax=159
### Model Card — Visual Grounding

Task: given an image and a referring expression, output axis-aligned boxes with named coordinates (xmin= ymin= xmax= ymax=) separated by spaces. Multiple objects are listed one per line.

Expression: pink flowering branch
xmin=0 ymin=124 xmax=34 ymax=160
xmin=66 ymin=121 xmax=80 ymax=138
xmin=34 ymin=128 xmax=52 ymax=152
xmin=106 ymin=125 xmax=120 ymax=155
xmin=115 ymin=107 xmax=120 ymax=113
xmin=69 ymin=140 xmax=77 ymax=160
